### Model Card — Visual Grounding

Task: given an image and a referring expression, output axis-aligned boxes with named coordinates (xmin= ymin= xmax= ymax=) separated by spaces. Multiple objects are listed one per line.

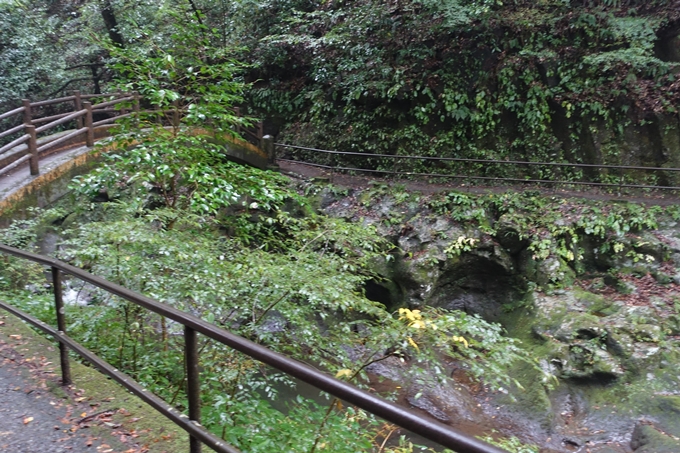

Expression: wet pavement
xmin=0 ymin=311 xmax=184 ymax=453
xmin=0 ymin=317 xmax=134 ymax=453
xmin=0 ymin=355 xmax=114 ymax=452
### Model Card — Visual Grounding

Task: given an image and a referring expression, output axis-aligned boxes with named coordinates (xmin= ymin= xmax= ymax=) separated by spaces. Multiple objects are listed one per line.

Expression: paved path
xmin=0 ymin=354 xmax=115 ymax=452
xmin=278 ymin=160 xmax=680 ymax=206
xmin=0 ymin=142 xmax=94 ymax=218
xmin=0 ymin=317 xmax=136 ymax=453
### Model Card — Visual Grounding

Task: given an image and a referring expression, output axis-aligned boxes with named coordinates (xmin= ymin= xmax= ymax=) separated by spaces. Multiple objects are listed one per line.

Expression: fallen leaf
xmin=80 ymin=412 xmax=87 ymax=418
xmin=9 ymin=335 xmax=21 ymax=340
xmin=23 ymin=417 xmax=34 ymax=424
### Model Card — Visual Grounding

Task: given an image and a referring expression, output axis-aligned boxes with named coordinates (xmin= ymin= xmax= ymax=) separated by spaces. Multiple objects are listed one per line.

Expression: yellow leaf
xmin=398 ymin=308 xmax=422 ymax=323
xmin=335 ymin=369 xmax=352 ymax=379
xmin=23 ymin=417 xmax=33 ymax=424
xmin=407 ymin=337 xmax=419 ymax=351
xmin=452 ymin=336 xmax=469 ymax=348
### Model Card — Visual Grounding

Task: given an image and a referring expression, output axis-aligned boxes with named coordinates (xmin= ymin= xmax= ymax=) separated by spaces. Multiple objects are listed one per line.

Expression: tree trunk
xmin=100 ymin=0 xmax=125 ymax=48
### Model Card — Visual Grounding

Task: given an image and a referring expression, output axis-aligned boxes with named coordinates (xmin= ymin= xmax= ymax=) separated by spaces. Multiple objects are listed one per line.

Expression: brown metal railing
xmin=0 ymin=243 xmax=508 ymax=453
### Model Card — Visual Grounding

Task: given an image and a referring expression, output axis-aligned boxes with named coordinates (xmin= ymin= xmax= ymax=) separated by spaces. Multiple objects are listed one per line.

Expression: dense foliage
xmin=4 ymin=1 xmax=680 ymax=182
xmin=0 ymin=8 xmax=546 ymax=450
xmin=2 ymin=1 xmax=679 ymax=451
xmin=231 ymin=0 xmax=680 ymax=179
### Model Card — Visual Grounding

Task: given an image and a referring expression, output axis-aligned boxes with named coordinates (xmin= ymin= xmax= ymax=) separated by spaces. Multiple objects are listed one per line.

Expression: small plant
xmin=444 ymin=235 xmax=478 ymax=257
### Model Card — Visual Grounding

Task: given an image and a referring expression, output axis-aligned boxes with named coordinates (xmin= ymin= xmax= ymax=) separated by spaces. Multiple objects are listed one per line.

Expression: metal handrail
xmin=277 ymin=159 xmax=680 ymax=191
xmin=276 ymin=143 xmax=680 ymax=173
xmin=276 ymin=143 xmax=680 ymax=191
xmin=0 ymin=242 xmax=508 ymax=453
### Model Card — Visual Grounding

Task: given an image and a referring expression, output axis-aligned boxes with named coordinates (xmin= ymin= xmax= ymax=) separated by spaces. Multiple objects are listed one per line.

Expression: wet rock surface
xmin=318 ymin=184 xmax=680 ymax=452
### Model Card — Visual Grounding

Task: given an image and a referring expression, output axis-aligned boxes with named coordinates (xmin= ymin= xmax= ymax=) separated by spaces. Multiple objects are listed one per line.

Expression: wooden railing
xmin=0 ymin=93 xmax=268 ymax=178
xmin=0 ymin=91 xmax=139 ymax=176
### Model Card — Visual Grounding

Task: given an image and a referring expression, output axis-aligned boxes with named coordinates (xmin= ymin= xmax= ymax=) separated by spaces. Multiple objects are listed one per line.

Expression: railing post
xmin=74 ymin=90 xmax=83 ymax=129
xmin=262 ymin=135 xmax=276 ymax=166
xmin=185 ymin=326 xmax=201 ymax=453
xmin=172 ymin=100 xmax=180 ymax=129
xmin=83 ymin=101 xmax=94 ymax=147
xmin=26 ymin=125 xmax=39 ymax=176
xmin=234 ymin=107 xmax=241 ymax=136
xmin=22 ymin=99 xmax=32 ymax=125
xmin=133 ymin=91 xmax=140 ymax=127
xmin=52 ymin=267 xmax=72 ymax=386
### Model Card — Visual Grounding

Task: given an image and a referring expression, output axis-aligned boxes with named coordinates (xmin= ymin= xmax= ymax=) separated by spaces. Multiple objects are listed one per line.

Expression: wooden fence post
xmin=22 ymin=99 xmax=32 ymax=125
xmin=133 ymin=91 xmax=140 ymax=127
xmin=26 ymin=125 xmax=39 ymax=176
xmin=74 ymin=90 xmax=83 ymax=128
xmin=83 ymin=101 xmax=94 ymax=147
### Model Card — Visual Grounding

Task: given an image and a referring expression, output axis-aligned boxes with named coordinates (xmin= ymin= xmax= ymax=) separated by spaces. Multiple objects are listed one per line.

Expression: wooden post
xmin=133 ymin=91 xmax=140 ymax=127
xmin=22 ymin=99 xmax=32 ymax=125
xmin=169 ymin=99 xmax=179 ymax=130
xmin=74 ymin=90 xmax=83 ymax=128
xmin=27 ymin=125 xmax=39 ymax=176
xmin=84 ymin=101 xmax=94 ymax=147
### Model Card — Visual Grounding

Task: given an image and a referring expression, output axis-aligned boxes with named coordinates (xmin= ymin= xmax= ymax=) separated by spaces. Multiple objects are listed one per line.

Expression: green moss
xmin=574 ymin=289 xmax=621 ymax=317
xmin=632 ymin=424 xmax=680 ymax=453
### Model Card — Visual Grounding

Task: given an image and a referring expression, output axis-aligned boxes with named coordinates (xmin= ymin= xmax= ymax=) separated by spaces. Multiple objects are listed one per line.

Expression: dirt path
xmin=277 ymin=160 xmax=680 ymax=206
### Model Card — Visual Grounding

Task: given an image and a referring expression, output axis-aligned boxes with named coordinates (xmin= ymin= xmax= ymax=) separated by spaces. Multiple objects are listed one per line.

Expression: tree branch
xmin=46 ymin=78 xmax=95 ymax=98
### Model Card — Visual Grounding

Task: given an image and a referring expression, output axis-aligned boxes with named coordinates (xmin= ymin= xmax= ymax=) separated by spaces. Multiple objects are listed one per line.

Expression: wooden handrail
xmin=0 ymin=106 xmax=25 ymax=122
xmin=31 ymin=95 xmax=77 ymax=108
xmin=0 ymin=92 xmax=263 ymax=177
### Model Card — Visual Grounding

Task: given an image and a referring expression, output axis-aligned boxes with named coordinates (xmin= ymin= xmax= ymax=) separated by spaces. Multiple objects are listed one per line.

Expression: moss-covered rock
xmin=630 ymin=423 xmax=680 ymax=453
